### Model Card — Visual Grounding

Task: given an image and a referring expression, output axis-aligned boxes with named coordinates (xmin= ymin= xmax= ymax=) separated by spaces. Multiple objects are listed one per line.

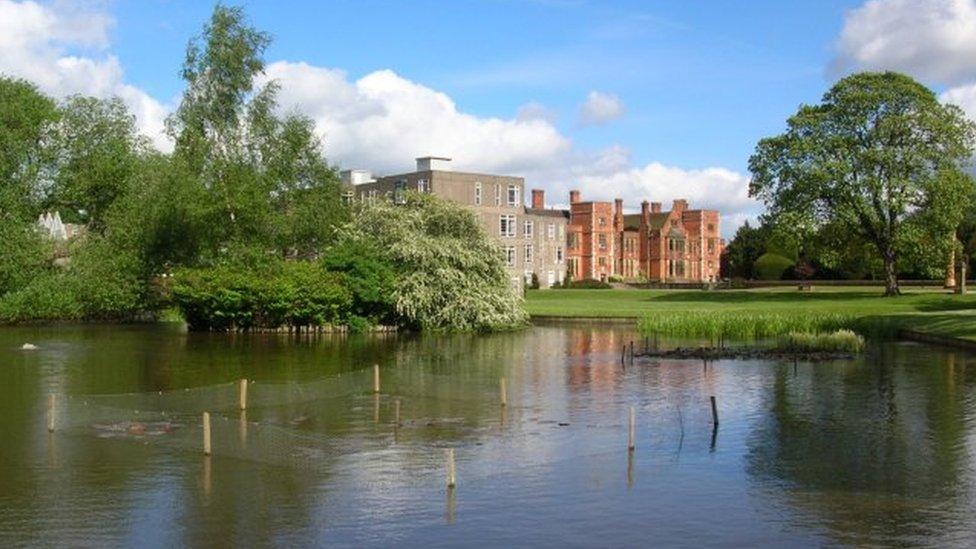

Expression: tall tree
xmin=0 ymin=76 xmax=58 ymax=219
xmin=46 ymin=96 xmax=147 ymax=231
xmin=166 ymin=4 xmax=343 ymax=257
xmin=749 ymin=72 xmax=976 ymax=295
xmin=720 ymin=221 xmax=769 ymax=279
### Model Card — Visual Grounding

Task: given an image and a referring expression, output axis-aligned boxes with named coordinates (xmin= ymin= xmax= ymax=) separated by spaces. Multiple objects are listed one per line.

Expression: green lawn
xmin=525 ymin=287 xmax=976 ymax=342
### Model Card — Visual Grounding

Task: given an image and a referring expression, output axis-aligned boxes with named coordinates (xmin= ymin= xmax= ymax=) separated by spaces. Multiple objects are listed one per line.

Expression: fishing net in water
xmin=45 ymin=366 xmax=529 ymax=474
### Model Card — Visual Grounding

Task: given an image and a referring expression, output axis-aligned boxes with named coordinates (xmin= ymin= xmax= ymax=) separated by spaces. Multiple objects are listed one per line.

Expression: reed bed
xmin=776 ymin=330 xmax=865 ymax=353
xmin=637 ymin=311 xmax=859 ymax=340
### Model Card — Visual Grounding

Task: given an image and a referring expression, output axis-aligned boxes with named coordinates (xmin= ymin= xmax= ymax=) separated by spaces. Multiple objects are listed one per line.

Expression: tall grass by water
xmin=776 ymin=330 xmax=865 ymax=353
xmin=637 ymin=310 xmax=919 ymax=340
xmin=637 ymin=311 xmax=860 ymax=339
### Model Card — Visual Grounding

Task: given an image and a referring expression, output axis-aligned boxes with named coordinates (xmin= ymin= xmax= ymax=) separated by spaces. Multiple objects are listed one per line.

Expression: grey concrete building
xmin=350 ymin=157 xmax=568 ymax=289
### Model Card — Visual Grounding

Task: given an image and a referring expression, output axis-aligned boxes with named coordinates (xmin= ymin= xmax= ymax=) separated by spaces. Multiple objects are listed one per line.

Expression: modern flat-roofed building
xmin=352 ymin=157 xmax=568 ymax=288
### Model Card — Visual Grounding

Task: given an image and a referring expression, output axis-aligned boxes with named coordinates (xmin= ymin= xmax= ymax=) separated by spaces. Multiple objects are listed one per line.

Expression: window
xmin=525 ymin=244 xmax=533 ymax=263
xmin=599 ymin=217 xmax=607 ymax=226
xmin=555 ymin=246 xmax=563 ymax=262
xmin=524 ymin=220 xmax=534 ymax=238
xmin=394 ymin=179 xmax=407 ymax=204
xmin=547 ymin=223 xmax=555 ymax=239
xmin=598 ymin=256 xmax=607 ymax=267
xmin=598 ymin=234 xmax=607 ymax=249
xmin=707 ymin=223 xmax=715 ymax=233
xmin=475 ymin=182 xmax=482 ymax=205
xmin=507 ymin=184 xmax=519 ymax=207
xmin=568 ymin=233 xmax=578 ymax=248
xmin=495 ymin=184 xmax=501 ymax=206
xmin=504 ymin=246 xmax=516 ymax=266
xmin=500 ymin=214 xmax=517 ymax=237
xmin=417 ymin=178 xmax=430 ymax=193
xmin=707 ymin=238 xmax=716 ymax=253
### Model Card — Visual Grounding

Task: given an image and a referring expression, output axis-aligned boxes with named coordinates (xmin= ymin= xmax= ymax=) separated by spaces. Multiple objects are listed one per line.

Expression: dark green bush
xmin=754 ymin=253 xmax=795 ymax=280
xmin=557 ymin=278 xmax=612 ymax=289
xmin=321 ymin=240 xmax=397 ymax=324
xmin=171 ymin=261 xmax=352 ymax=331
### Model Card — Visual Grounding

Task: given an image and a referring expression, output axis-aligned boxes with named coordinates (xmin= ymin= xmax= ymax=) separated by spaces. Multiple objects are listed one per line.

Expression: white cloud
xmin=515 ymin=101 xmax=557 ymax=124
xmin=832 ymin=0 xmax=976 ymax=85
xmin=941 ymin=82 xmax=976 ymax=119
xmin=263 ymin=62 xmax=573 ymax=176
xmin=0 ymin=0 xmax=170 ymax=150
xmin=577 ymin=90 xmax=625 ymax=126
xmin=261 ymin=61 xmax=753 ymax=237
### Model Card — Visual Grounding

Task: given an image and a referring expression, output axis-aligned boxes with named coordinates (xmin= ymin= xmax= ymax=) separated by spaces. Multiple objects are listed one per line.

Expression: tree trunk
xmin=946 ymin=249 xmax=957 ymax=289
xmin=959 ymin=258 xmax=968 ymax=295
xmin=883 ymin=249 xmax=900 ymax=296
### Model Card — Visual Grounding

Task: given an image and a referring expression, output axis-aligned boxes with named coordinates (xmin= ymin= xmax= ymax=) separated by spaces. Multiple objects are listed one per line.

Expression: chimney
xmin=570 ymin=190 xmax=581 ymax=204
xmin=641 ymin=200 xmax=650 ymax=221
xmin=416 ymin=156 xmax=452 ymax=171
xmin=672 ymin=199 xmax=688 ymax=212
xmin=614 ymin=198 xmax=623 ymax=215
xmin=651 ymin=202 xmax=661 ymax=213
xmin=532 ymin=189 xmax=545 ymax=209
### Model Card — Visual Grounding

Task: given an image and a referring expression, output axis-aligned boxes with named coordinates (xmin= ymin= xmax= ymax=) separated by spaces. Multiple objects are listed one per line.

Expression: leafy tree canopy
xmin=749 ymin=71 xmax=976 ymax=295
xmin=333 ymin=193 xmax=528 ymax=331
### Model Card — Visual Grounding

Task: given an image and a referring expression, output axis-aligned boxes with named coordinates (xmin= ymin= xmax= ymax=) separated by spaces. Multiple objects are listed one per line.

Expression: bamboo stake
xmin=500 ymin=377 xmax=507 ymax=407
xmin=373 ymin=364 xmax=380 ymax=393
xmin=238 ymin=378 xmax=248 ymax=410
xmin=446 ymin=448 xmax=456 ymax=488
xmin=203 ymin=412 xmax=212 ymax=456
xmin=628 ymin=406 xmax=636 ymax=452
xmin=47 ymin=394 xmax=55 ymax=433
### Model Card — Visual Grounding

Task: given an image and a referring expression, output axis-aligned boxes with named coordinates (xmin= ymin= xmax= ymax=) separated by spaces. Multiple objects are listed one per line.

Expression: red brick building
xmin=563 ymin=190 xmax=723 ymax=283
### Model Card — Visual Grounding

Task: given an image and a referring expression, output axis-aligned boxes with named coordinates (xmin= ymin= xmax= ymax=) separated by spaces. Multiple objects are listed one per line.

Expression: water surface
xmin=1 ymin=324 xmax=974 ymax=547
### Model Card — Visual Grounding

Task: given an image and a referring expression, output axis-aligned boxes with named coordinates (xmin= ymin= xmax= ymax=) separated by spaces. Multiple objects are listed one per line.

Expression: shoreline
xmin=531 ymin=314 xmax=976 ymax=353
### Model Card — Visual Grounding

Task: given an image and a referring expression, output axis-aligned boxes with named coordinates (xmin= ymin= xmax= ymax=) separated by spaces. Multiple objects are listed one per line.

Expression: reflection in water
xmin=445 ymin=486 xmax=457 ymax=524
xmin=0 ymin=325 xmax=974 ymax=546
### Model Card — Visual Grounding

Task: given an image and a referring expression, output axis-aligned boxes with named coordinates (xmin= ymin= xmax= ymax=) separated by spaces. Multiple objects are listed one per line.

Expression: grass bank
xmin=525 ymin=287 xmax=976 ymax=342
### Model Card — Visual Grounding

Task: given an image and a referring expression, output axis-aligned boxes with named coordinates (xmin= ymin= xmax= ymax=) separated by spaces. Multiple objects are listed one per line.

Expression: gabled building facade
xmin=566 ymin=191 xmax=723 ymax=283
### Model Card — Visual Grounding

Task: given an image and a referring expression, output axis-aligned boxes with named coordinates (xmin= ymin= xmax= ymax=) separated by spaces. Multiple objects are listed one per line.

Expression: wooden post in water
xmin=628 ymin=406 xmax=636 ymax=452
xmin=394 ymin=398 xmax=401 ymax=427
xmin=202 ymin=412 xmax=212 ymax=456
xmin=629 ymin=341 xmax=634 ymax=363
xmin=500 ymin=377 xmax=508 ymax=408
xmin=373 ymin=364 xmax=381 ymax=393
xmin=621 ymin=345 xmax=626 ymax=365
xmin=238 ymin=378 xmax=248 ymax=410
xmin=46 ymin=394 xmax=55 ymax=433
xmin=710 ymin=396 xmax=719 ymax=427
xmin=446 ymin=448 xmax=456 ymax=488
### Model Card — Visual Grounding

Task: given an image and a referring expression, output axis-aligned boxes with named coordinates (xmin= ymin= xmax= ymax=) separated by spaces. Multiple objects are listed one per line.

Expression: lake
xmin=1 ymin=323 xmax=974 ymax=547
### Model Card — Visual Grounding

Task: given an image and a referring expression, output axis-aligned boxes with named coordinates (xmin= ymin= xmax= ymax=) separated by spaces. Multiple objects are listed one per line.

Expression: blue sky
xmin=4 ymin=0 xmax=976 ymax=236
xmin=109 ymin=0 xmax=858 ymax=171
